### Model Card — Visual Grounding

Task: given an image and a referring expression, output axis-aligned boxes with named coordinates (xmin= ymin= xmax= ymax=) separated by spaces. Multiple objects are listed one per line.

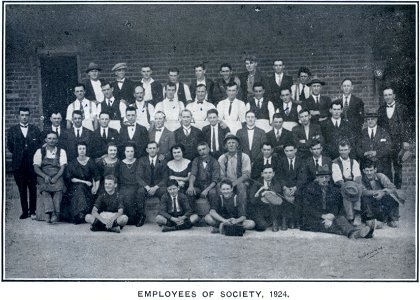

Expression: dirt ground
xmin=3 ymin=180 xmax=416 ymax=280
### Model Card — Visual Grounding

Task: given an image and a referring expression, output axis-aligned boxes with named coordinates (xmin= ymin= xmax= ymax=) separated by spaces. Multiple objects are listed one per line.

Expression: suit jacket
xmin=236 ymin=127 xmax=267 ymax=162
xmin=265 ymin=128 xmax=293 ymax=156
xmin=266 ymin=74 xmax=293 ymax=109
xmin=238 ymin=70 xmax=268 ymax=102
xmin=213 ymin=76 xmax=243 ymax=104
xmin=119 ymin=123 xmax=149 ymax=158
xmin=320 ymin=118 xmax=354 ymax=159
xmin=174 ymin=126 xmax=205 ymax=161
xmin=341 ymin=94 xmax=364 ymax=134
xmin=278 ymin=156 xmax=306 ymax=189
xmin=66 ymin=126 xmax=93 ymax=161
xmin=111 ymin=78 xmax=136 ymax=104
xmin=189 ymin=78 xmax=215 ymax=104
xmin=377 ymin=102 xmax=410 ymax=147
xmin=7 ymin=124 xmax=42 ymax=171
xmin=83 ymin=78 xmax=103 ymax=102
xmin=91 ymin=127 xmax=119 ymax=158
xmin=202 ymin=123 xmax=230 ymax=159
xmin=251 ymin=153 xmax=282 ymax=180
xmin=304 ymin=95 xmax=332 ymax=124
xmin=159 ymin=192 xmax=192 ymax=220
xmin=137 ymin=156 xmax=168 ymax=188
xmin=301 ymin=181 xmax=342 ymax=232
xmin=148 ymin=127 xmax=176 ymax=160
xmin=356 ymin=126 xmax=392 ymax=178
xmin=292 ymin=124 xmax=324 ymax=159
xmin=302 ymin=155 xmax=333 ymax=185
xmin=249 ymin=177 xmax=283 ymax=205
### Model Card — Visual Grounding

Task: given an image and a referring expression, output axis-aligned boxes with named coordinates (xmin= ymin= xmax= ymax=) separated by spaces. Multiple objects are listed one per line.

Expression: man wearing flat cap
xmin=111 ymin=62 xmax=136 ymax=105
xmin=305 ymin=76 xmax=332 ymax=125
xmin=83 ymin=62 xmax=104 ymax=103
xmin=301 ymin=165 xmax=375 ymax=239
xmin=356 ymin=109 xmax=392 ymax=180
xmin=218 ymin=133 xmax=251 ymax=211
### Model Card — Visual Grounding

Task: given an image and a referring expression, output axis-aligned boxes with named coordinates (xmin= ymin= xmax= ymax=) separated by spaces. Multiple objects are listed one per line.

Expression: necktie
xmin=316 ymin=96 xmax=319 ymax=104
xmin=108 ymin=100 xmax=113 ymax=106
xmin=335 ymin=120 xmax=339 ymax=128
xmin=370 ymin=130 xmax=374 ymax=140
xmin=299 ymin=85 xmax=305 ymax=101
xmin=150 ymin=159 xmax=155 ymax=185
xmin=172 ymin=196 xmax=178 ymax=212
xmin=228 ymin=101 xmax=233 ymax=115
xmin=211 ymin=126 xmax=217 ymax=152
xmin=150 ymin=159 xmax=155 ymax=169
xmin=285 ymin=105 xmax=290 ymax=116
xmin=265 ymin=159 xmax=268 ymax=165
xmin=344 ymin=96 xmax=349 ymax=119
xmin=321 ymin=187 xmax=327 ymax=209
xmin=79 ymin=101 xmax=83 ymax=110
xmin=102 ymin=129 xmax=106 ymax=139
xmin=76 ymin=129 xmax=80 ymax=138
xmin=289 ymin=159 xmax=294 ymax=171
xmin=184 ymin=128 xmax=189 ymax=136
xmin=259 ymin=100 xmax=262 ymax=109
xmin=276 ymin=129 xmax=280 ymax=140
xmin=315 ymin=158 xmax=319 ymax=167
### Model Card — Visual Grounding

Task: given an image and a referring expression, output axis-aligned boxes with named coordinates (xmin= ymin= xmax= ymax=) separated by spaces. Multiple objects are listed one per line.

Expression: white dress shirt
xmin=155 ymin=99 xmax=185 ymax=121
xmin=275 ymin=73 xmax=283 ymax=86
xmin=247 ymin=127 xmax=255 ymax=150
xmin=154 ymin=127 xmax=164 ymax=143
xmin=186 ymin=100 xmax=216 ymax=122
xmin=216 ymin=98 xmax=247 ymax=122
xmin=91 ymin=79 xmax=104 ymax=102
xmin=66 ymin=98 xmax=97 ymax=131
xmin=20 ymin=123 xmax=28 ymax=137
xmin=386 ymin=101 xmax=396 ymax=119
xmin=368 ymin=126 xmax=377 ymax=139
xmin=141 ymin=78 xmax=155 ymax=102
xmin=332 ymin=157 xmax=361 ymax=183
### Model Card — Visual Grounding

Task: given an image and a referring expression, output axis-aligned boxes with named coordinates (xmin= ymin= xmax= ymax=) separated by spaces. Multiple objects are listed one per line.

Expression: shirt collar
xmin=141 ymin=78 xmax=154 ymax=84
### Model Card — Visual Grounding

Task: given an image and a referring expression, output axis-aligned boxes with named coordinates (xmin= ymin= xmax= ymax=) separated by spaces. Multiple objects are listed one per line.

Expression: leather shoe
xmin=108 ymin=226 xmax=121 ymax=233
xmin=349 ymin=225 xmax=371 ymax=239
xmin=388 ymin=221 xmax=399 ymax=228
xmin=136 ymin=215 xmax=146 ymax=227
xmin=272 ymin=220 xmax=279 ymax=232
xmin=19 ymin=213 xmax=29 ymax=220
xmin=281 ymin=217 xmax=288 ymax=231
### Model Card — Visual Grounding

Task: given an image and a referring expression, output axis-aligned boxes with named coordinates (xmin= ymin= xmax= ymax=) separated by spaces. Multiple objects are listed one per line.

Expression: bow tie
xmin=387 ymin=103 xmax=395 ymax=108
xmin=127 ymin=124 xmax=135 ymax=127
xmin=247 ymin=127 xmax=255 ymax=131
xmin=20 ymin=124 xmax=28 ymax=128
xmin=197 ymin=101 xmax=204 ymax=104
xmin=155 ymin=128 xmax=162 ymax=132
xmin=117 ymin=80 xmax=124 ymax=83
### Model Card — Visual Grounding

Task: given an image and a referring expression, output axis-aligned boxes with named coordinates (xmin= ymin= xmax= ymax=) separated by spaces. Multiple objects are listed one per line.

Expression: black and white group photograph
xmin=1 ymin=0 xmax=418 ymax=292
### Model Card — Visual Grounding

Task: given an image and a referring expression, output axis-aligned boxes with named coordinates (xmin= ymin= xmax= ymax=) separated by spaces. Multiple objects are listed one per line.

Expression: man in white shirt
xmin=291 ymin=67 xmax=311 ymax=105
xmin=129 ymin=85 xmax=155 ymax=130
xmin=186 ymin=84 xmax=216 ymax=124
xmin=216 ymin=82 xmax=247 ymax=133
xmin=83 ymin=62 xmax=104 ymax=103
xmin=331 ymin=139 xmax=362 ymax=225
xmin=156 ymin=82 xmax=185 ymax=130
xmin=66 ymin=83 xmax=98 ymax=131
xmin=33 ymin=131 xmax=67 ymax=223
xmin=164 ymin=67 xmax=192 ymax=104
xmin=140 ymin=65 xmax=163 ymax=106
xmin=97 ymin=82 xmax=127 ymax=132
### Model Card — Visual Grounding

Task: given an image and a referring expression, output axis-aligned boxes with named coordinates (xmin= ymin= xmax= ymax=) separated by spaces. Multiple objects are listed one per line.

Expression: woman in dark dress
xmin=66 ymin=142 xmax=100 ymax=224
xmin=96 ymin=142 xmax=120 ymax=196
xmin=167 ymin=144 xmax=191 ymax=192
xmin=116 ymin=143 xmax=142 ymax=226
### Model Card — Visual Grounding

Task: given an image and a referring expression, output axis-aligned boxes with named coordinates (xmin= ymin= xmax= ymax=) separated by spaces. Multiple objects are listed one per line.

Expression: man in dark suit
xmin=305 ymin=76 xmax=332 ymax=125
xmin=119 ymin=107 xmax=148 ymax=158
xmin=251 ymin=142 xmax=281 ymax=180
xmin=302 ymin=140 xmax=332 ymax=187
xmin=292 ymin=108 xmax=324 ymax=159
xmin=278 ymin=142 xmax=306 ymax=229
xmin=66 ymin=110 xmax=93 ymax=161
xmin=189 ymin=63 xmax=215 ymax=104
xmin=236 ymin=111 xmax=267 ymax=162
xmin=7 ymin=107 xmax=42 ymax=219
xmin=238 ymin=55 xmax=268 ymax=102
xmin=83 ymin=62 xmax=104 ymax=103
xmin=213 ymin=63 xmax=243 ymax=104
xmin=174 ymin=109 xmax=205 ymax=161
xmin=137 ymin=141 xmax=168 ymax=215
xmin=357 ymin=109 xmax=393 ymax=180
xmin=41 ymin=111 xmax=70 ymax=152
xmin=249 ymin=165 xmax=283 ymax=232
xmin=266 ymin=59 xmax=293 ymax=109
xmin=149 ymin=111 xmax=175 ymax=161
xmin=110 ymin=62 xmax=136 ymax=105
xmin=377 ymin=87 xmax=411 ymax=188
xmin=301 ymin=165 xmax=375 ymax=239
xmin=202 ymin=109 xmax=230 ymax=159
xmin=265 ymin=113 xmax=293 ymax=157
xmin=140 ymin=65 xmax=163 ymax=106
xmin=320 ymin=100 xmax=354 ymax=159
xmin=276 ymin=87 xmax=302 ymax=125
xmin=339 ymin=78 xmax=364 ymax=136
xmin=91 ymin=112 xmax=119 ymax=159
